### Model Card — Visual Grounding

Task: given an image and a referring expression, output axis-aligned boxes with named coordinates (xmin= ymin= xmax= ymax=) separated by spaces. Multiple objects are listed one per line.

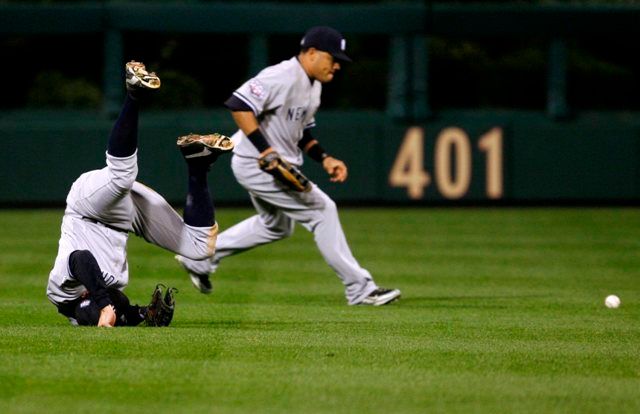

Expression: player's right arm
xmin=227 ymin=101 xmax=273 ymax=158
xmin=231 ymin=111 xmax=259 ymax=136
xmin=225 ymin=72 xmax=285 ymax=158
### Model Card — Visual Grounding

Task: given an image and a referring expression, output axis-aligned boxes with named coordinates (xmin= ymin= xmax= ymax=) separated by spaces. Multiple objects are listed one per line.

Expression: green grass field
xmin=0 ymin=207 xmax=638 ymax=413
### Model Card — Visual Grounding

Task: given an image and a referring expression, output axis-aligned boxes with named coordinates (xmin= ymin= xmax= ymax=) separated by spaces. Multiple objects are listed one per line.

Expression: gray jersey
xmin=48 ymin=152 xmax=218 ymax=307
xmin=231 ymin=57 xmax=321 ymax=166
xmin=177 ymin=56 xmax=380 ymax=305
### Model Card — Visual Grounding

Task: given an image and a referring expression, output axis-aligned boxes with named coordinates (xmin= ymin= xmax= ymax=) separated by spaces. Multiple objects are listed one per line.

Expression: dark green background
xmin=1 ymin=110 xmax=638 ymax=204
xmin=1 ymin=2 xmax=639 ymax=205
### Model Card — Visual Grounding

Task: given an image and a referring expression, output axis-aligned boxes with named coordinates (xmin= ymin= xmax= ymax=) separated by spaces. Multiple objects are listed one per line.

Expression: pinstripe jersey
xmin=231 ymin=57 xmax=321 ymax=166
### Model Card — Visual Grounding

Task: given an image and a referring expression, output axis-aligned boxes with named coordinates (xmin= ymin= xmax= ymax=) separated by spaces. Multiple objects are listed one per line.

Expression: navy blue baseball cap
xmin=300 ymin=26 xmax=352 ymax=62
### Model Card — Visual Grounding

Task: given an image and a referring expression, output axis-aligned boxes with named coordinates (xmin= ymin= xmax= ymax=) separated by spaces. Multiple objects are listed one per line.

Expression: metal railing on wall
xmin=1 ymin=2 xmax=639 ymax=120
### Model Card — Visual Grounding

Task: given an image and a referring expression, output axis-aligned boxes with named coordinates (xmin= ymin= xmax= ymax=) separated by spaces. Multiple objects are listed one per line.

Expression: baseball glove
xmin=144 ymin=284 xmax=177 ymax=327
xmin=258 ymin=152 xmax=311 ymax=192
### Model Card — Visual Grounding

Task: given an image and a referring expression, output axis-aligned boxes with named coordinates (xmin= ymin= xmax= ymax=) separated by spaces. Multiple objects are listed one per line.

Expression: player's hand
xmin=258 ymin=151 xmax=311 ymax=192
xmin=322 ymin=156 xmax=348 ymax=183
xmin=97 ymin=304 xmax=116 ymax=327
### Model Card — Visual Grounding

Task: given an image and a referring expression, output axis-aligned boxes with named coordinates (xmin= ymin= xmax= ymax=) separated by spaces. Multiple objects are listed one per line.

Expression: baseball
xmin=604 ymin=295 xmax=621 ymax=309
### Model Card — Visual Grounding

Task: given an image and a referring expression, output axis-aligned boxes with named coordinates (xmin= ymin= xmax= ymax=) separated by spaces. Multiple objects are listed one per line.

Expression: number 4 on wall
xmin=388 ymin=127 xmax=430 ymax=199
xmin=389 ymin=126 xmax=504 ymax=200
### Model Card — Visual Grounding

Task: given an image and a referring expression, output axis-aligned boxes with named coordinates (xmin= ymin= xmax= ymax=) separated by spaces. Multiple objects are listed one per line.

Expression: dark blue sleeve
xmin=224 ymin=95 xmax=253 ymax=111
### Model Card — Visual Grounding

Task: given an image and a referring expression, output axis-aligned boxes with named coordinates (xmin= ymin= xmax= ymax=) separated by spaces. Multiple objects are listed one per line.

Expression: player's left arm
xmin=298 ymin=129 xmax=348 ymax=183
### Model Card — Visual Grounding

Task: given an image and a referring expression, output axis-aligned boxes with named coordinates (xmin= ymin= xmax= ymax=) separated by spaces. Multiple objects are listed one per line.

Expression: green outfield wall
xmin=1 ymin=110 xmax=638 ymax=205
xmin=1 ymin=3 xmax=639 ymax=205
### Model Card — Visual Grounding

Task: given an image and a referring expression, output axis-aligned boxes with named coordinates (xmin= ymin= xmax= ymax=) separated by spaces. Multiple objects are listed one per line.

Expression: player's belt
xmin=81 ymin=217 xmax=128 ymax=233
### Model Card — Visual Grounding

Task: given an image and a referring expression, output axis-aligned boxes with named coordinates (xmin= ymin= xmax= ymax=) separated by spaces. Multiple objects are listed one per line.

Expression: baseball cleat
xmin=125 ymin=60 xmax=161 ymax=92
xmin=177 ymin=133 xmax=234 ymax=165
xmin=359 ymin=288 xmax=401 ymax=306
xmin=189 ymin=273 xmax=212 ymax=294
xmin=175 ymin=255 xmax=213 ymax=294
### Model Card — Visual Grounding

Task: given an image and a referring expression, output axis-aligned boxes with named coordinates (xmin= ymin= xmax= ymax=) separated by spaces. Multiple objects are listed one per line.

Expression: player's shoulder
xmin=245 ymin=58 xmax=297 ymax=98
xmin=256 ymin=57 xmax=299 ymax=81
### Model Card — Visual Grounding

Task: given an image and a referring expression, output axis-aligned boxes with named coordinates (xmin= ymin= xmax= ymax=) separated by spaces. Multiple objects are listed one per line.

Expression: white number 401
xmin=389 ymin=126 xmax=503 ymax=200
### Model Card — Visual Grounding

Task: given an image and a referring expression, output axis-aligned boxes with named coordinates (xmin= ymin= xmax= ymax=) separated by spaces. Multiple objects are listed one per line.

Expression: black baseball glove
xmin=144 ymin=284 xmax=177 ymax=327
xmin=258 ymin=151 xmax=311 ymax=192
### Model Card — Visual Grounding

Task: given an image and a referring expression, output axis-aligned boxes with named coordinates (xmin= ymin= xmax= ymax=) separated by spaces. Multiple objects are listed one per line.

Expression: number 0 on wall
xmin=389 ymin=126 xmax=504 ymax=200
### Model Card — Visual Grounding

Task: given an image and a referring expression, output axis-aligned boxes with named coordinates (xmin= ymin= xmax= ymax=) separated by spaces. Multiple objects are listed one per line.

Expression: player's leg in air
xmin=174 ymin=190 xmax=296 ymax=294
xmin=47 ymin=61 xmax=173 ymax=327
xmin=128 ymin=132 xmax=234 ymax=264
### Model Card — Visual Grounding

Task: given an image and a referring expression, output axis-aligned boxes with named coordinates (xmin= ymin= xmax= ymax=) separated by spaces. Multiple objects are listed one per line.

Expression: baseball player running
xmin=46 ymin=61 xmax=233 ymax=327
xmin=176 ymin=26 xmax=400 ymax=306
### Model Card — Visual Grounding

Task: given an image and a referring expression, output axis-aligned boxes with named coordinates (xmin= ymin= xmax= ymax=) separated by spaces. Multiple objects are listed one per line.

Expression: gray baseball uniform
xmin=47 ymin=151 xmax=217 ymax=307
xmin=177 ymin=56 xmax=379 ymax=304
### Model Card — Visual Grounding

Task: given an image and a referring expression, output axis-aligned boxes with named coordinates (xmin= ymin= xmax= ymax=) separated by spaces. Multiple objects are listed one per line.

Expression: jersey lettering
xmin=101 ymin=271 xmax=116 ymax=286
xmin=287 ymin=106 xmax=308 ymax=122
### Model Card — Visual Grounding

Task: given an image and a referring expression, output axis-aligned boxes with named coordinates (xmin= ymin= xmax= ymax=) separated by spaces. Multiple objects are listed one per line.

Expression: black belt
xmin=81 ymin=217 xmax=128 ymax=233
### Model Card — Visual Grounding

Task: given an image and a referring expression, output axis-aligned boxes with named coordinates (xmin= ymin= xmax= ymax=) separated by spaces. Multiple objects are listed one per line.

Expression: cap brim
xmin=331 ymin=51 xmax=352 ymax=63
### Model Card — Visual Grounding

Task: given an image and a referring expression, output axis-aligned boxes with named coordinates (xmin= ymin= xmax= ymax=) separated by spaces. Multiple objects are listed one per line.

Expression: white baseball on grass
xmin=604 ymin=295 xmax=621 ymax=309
